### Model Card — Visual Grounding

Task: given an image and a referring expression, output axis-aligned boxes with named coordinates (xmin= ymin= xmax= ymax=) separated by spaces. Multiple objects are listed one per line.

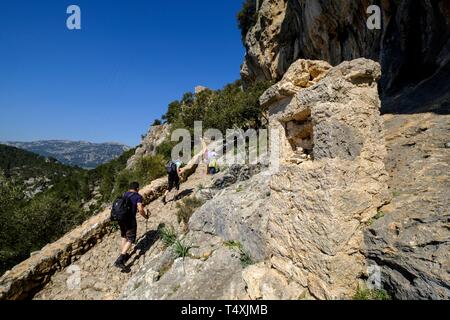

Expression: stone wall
xmin=264 ymin=58 xmax=390 ymax=298
xmin=0 ymin=208 xmax=112 ymax=300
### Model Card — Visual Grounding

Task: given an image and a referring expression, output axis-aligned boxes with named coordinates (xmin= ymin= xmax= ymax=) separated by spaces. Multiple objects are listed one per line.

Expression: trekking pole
xmin=143 ymin=217 xmax=148 ymax=264
xmin=169 ymin=190 xmax=175 ymax=210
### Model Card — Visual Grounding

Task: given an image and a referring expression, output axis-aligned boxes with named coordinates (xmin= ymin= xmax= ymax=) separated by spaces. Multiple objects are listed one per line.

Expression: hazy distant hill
xmin=0 ymin=144 xmax=80 ymax=198
xmin=2 ymin=140 xmax=130 ymax=169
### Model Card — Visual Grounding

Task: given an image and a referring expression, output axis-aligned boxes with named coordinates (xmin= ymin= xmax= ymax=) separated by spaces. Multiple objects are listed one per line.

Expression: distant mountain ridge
xmin=2 ymin=140 xmax=130 ymax=169
xmin=0 ymin=144 xmax=80 ymax=198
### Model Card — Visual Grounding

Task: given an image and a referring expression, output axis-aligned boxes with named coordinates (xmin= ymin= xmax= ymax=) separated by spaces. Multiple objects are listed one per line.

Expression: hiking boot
xmin=114 ymin=255 xmax=126 ymax=270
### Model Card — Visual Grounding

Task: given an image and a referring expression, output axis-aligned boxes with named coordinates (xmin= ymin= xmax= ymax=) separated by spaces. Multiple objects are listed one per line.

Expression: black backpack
xmin=110 ymin=193 xmax=133 ymax=222
xmin=166 ymin=160 xmax=177 ymax=175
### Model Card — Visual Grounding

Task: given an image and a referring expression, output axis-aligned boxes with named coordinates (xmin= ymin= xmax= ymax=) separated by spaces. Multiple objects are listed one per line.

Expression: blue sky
xmin=0 ymin=0 xmax=246 ymax=146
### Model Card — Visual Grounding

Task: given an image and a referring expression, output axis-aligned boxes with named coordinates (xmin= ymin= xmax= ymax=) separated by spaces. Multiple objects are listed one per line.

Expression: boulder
xmin=127 ymin=123 xmax=170 ymax=169
xmin=121 ymin=246 xmax=248 ymax=300
xmin=264 ymin=58 xmax=390 ymax=298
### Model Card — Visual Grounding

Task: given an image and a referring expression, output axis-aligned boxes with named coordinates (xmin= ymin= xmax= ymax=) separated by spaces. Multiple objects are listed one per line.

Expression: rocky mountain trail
xmin=33 ymin=162 xmax=217 ymax=300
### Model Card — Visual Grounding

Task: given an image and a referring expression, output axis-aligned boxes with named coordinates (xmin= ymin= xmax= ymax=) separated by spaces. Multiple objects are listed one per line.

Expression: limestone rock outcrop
xmin=127 ymin=123 xmax=170 ymax=169
xmin=265 ymin=58 xmax=390 ymax=299
xmin=241 ymin=0 xmax=450 ymax=113
xmin=259 ymin=59 xmax=331 ymax=109
xmin=364 ymin=113 xmax=450 ymax=299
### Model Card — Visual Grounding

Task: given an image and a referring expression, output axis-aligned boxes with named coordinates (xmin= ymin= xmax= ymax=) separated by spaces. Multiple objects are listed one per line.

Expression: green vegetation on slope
xmin=0 ymin=141 xmax=169 ymax=275
xmin=352 ymin=286 xmax=392 ymax=300
xmin=163 ymin=80 xmax=272 ymax=131
xmin=159 ymin=80 xmax=272 ymax=149
xmin=175 ymin=196 xmax=205 ymax=225
xmin=237 ymin=0 xmax=258 ymax=42
xmin=0 ymin=144 xmax=80 ymax=186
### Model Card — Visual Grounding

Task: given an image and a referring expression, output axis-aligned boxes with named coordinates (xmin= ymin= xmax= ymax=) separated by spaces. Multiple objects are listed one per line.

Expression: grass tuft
xmin=224 ymin=240 xmax=254 ymax=267
xmin=158 ymin=225 xmax=177 ymax=247
xmin=352 ymin=286 xmax=391 ymax=300
xmin=173 ymin=240 xmax=192 ymax=258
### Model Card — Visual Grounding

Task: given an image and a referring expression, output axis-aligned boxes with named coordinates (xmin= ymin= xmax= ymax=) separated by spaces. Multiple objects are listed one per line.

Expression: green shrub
xmin=169 ymin=80 xmax=272 ymax=136
xmin=173 ymin=240 xmax=192 ymax=258
xmin=353 ymin=286 xmax=391 ymax=300
xmin=110 ymin=154 xmax=165 ymax=200
xmin=158 ymin=225 xmax=177 ymax=247
xmin=224 ymin=240 xmax=254 ymax=267
xmin=224 ymin=240 xmax=242 ymax=250
xmin=237 ymin=0 xmax=258 ymax=41
xmin=175 ymin=196 xmax=204 ymax=225
xmin=368 ymin=210 xmax=386 ymax=226
xmin=152 ymin=119 xmax=162 ymax=126
xmin=134 ymin=154 xmax=166 ymax=184
xmin=162 ymin=100 xmax=182 ymax=124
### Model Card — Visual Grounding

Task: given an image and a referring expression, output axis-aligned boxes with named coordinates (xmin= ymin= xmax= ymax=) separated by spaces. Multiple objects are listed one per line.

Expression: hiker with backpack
xmin=162 ymin=159 xmax=182 ymax=205
xmin=207 ymin=151 xmax=219 ymax=175
xmin=205 ymin=149 xmax=218 ymax=175
xmin=111 ymin=181 xmax=149 ymax=270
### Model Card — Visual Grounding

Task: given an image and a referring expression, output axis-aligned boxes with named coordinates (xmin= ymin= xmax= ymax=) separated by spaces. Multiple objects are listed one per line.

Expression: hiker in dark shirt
xmin=114 ymin=182 xmax=149 ymax=270
xmin=162 ymin=159 xmax=182 ymax=205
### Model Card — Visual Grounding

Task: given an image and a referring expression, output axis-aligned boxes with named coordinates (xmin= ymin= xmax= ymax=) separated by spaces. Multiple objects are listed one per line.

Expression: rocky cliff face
xmin=241 ymin=0 xmax=450 ymax=113
xmin=126 ymin=124 xmax=170 ymax=169
xmin=365 ymin=113 xmax=450 ymax=299
xmin=263 ymin=58 xmax=390 ymax=299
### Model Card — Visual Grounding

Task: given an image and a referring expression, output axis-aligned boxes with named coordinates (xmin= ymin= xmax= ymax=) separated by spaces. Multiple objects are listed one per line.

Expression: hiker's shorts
xmin=208 ymin=167 xmax=217 ymax=175
xmin=119 ymin=218 xmax=137 ymax=243
xmin=168 ymin=173 xmax=180 ymax=192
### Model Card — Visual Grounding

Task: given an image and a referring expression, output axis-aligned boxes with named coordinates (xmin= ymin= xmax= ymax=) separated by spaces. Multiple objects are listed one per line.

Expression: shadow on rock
xmin=126 ymin=229 xmax=160 ymax=268
xmin=175 ymin=188 xmax=194 ymax=201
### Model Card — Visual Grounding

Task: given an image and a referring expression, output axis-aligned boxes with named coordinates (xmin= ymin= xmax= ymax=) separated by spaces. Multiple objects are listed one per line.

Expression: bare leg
xmin=121 ymin=240 xmax=133 ymax=255
xmin=162 ymin=190 xmax=169 ymax=204
xmin=115 ymin=237 xmax=131 ymax=268
xmin=120 ymin=237 xmax=127 ymax=252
